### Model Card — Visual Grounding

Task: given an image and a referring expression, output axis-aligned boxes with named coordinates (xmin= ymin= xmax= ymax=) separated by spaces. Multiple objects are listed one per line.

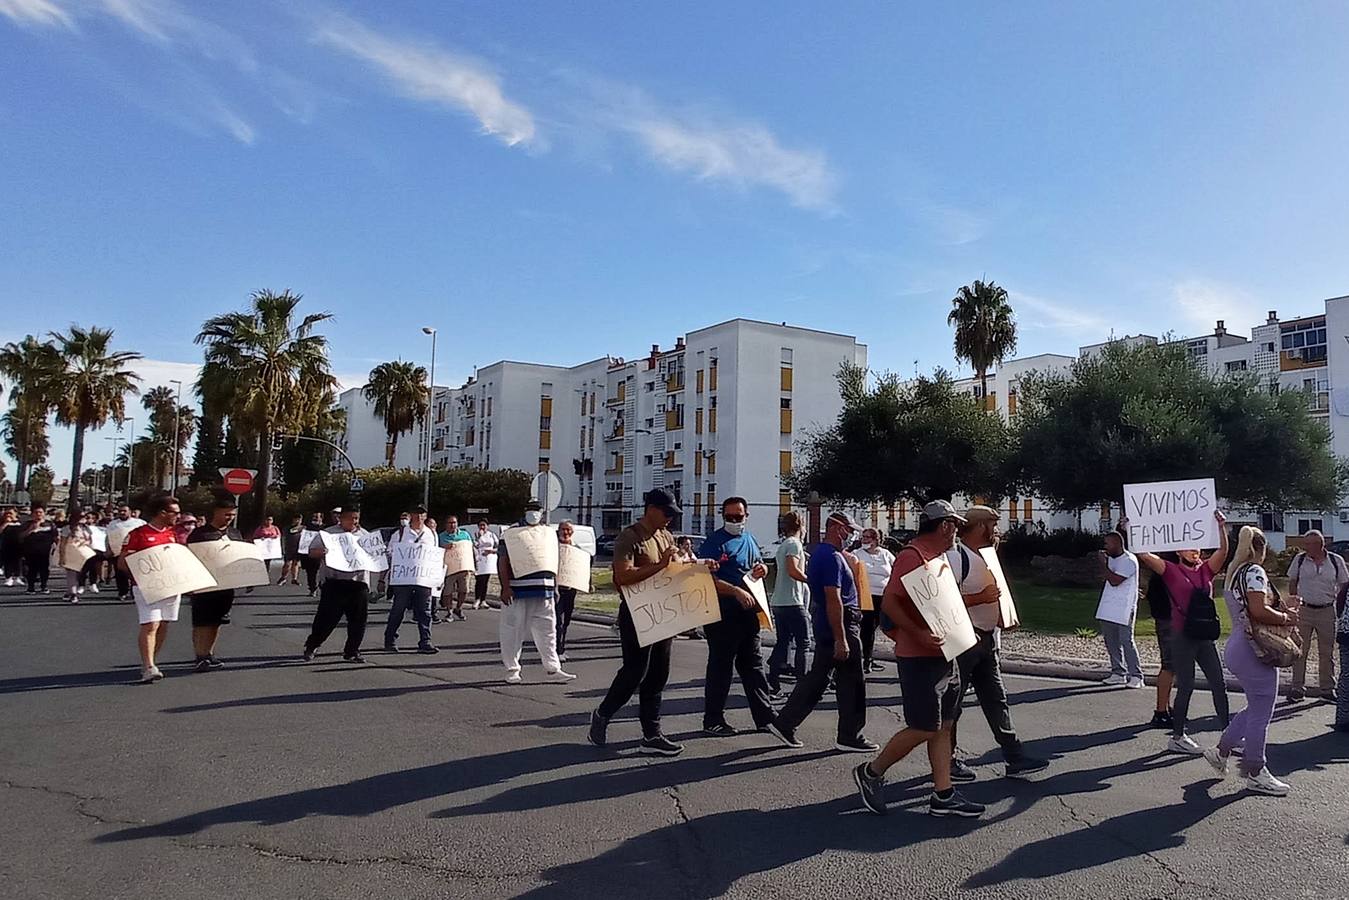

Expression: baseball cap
xmin=524 ymin=500 xmax=542 ymax=512
xmin=961 ymin=505 xmax=998 ymax=526
xmin=410 ymin=504 xmax=428 ymax=515
xmin=642 ymin=488 xmax=682 ymax=515
xmin=920 ymin=500 xmax=967 ymax=524
xmin=826 ymin=510 xmax=860 ymax=532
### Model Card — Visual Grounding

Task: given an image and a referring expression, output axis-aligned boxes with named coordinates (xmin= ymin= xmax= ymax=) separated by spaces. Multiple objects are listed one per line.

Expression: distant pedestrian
xmin=383 ymin=505 xmax=439 ymax=655
xmin=497 ymin=501 xmax=574 ymax=684
xmin=302 ymin=508 xmax=374 ymax=663
xmin=279 ymin=515 xmax=304 ymax=586
xmin=1135 ymin=511 xmax=1230 ymax=756
xmin=1285 ymin=530 xmax=1346 ymax=701
xmin=438 ymin=514 xmax=472 ymax=621
xmin=0 ymin=508 xmax=21 ymax=586
xmin=300 ymin=512 xmax=323 ymax=596
xmin=187 ymin=496 xmax=244 ymax=672
xmin=173 ymin=512 xmax=197 ymax=544
xmin=853 ymin=527 xmax=895 ymax=674
xmin=20 ymin=503 xmax=57 ymax=594
xmin=253 ymin=515 xmax=281 ymax=581
xmin=474 ymin=518 xmax=498 ymax=609
xmin=766 ymin=511 xmax=810 ymax=694
xmin=555 ymin=520 xmax=582 ymax=660
xmin=119 ymin=494 xmax=183 ymax=683
xmin=1096 ymin=530 xmax=1144 ymax=688
xmin=58 ymin=515 xmax=91 ymax=603
xmin=1206 ymin=526 xmax=1299 ymax=795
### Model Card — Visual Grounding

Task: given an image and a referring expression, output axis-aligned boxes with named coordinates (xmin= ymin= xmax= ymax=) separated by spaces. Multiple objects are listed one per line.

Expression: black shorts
xmin=1155 ymin=618 xmax=1175 ymax=673
xmin=898 ymin=656 xmax=961 ymax=732
xmin=191 ymin=589 xmax=235 ymax=626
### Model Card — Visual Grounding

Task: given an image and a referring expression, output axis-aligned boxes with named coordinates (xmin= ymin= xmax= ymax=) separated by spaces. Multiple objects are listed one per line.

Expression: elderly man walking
xmin=1287 ymin=530 xmax=1347 ymax=701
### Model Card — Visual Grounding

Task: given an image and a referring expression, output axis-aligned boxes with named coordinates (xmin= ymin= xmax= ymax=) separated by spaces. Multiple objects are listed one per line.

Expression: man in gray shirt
xmin=1287 ymin=530 xmax=1347 ymax=700
xmin=302 ymin=508 xmax=377 ymax=663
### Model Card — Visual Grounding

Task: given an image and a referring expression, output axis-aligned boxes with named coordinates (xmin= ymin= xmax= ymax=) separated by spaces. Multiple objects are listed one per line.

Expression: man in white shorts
xmin=118 ymin=494 xmax=183 ymax=684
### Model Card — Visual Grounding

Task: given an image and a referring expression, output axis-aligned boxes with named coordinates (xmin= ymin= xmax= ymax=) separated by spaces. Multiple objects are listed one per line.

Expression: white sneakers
xmin=1102 ymin=674 xmax=1128 ymax=686
xmin=503 ymin=671 xmax=523 ymax=684
xmin=87 ymin=584 xmax=99 ymax=594
xmin=1242 ymin=767 xmax=1290 ymax=796
xmin=3 ymin=577 xmax=13 ymax=587
xmin=1203 ymin=746 xmax=1229 ymax=776
xmin=1167 ymin=734 xmax=1204 ymax=755
xmin=1126 ymin=677 xmax=1145 ymax=689
xmin=544 ymin=669 xmax=577 ymax=683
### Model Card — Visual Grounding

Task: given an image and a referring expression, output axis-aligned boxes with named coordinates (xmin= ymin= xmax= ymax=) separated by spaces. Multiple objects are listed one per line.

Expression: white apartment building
xmin=421 ymin=319 xmax=867 ymax=546
xmin=335 ymin=386 xmax=442 ymax=471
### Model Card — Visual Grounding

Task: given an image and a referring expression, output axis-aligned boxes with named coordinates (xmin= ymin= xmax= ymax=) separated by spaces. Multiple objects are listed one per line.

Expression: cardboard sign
xmin=979 ymin=547 xmax=1020 ymax=630
xmin=849 ymin=554 xmax=874 ymax=612
xmin=125 ymin=543 xmax=218 ymax=603
xmin=557 ymin=543 xmax=592 ymax=593
xmin=87 ymin=525 xmax=108 ymax=553
xmin=61 ymin=542 xmax=96 ymax=569
xmin=356 ymin=529 xmax=390 ymax=571
xmin=503 ymin=526 xmax=560 ymax=577
xmin=1122 ymin=478 xmax=1219 ymax=552
xmin=189 ymin=539 xmax=269 ymax=590
xmin=389 ymin=541 xmax=446 ymax=588
xmin=106 ymin=518 xmax=144 ymax=555
xmin=253 ymin=536 xmax=283 ymax=560
xmin=898 ymin=556 xmax=978 ymax=661
xmin=320 ymin=530 xmax=382 ymax=573
xmin=622 ymin=561 xmax=721 ymax=647
xmin=443 ymin=540 xmax=475 ymax=575
xmin=299 ymin=529 xmax=322 ymax=554
xmin=745 ymin=573 xmax=773 ymax=629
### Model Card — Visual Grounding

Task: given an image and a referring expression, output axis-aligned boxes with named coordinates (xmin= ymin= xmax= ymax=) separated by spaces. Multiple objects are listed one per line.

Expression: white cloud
xmin=1169 ymin=278 xmax=1265 ymax=336
xmin=917 ymin=203 xmax=989 ymax=246
xmin=0 ymin=0 xmax=73 ymax=28
xmin=314 ymin=15 xmax=537 ymax=148
xmin=211 ymin=103 xmax=255 ymax=144
xmin=1012 ymin=291 xmax=1113 ymax=336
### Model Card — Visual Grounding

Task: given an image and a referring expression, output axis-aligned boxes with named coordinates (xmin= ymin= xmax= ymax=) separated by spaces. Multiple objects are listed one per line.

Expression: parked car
xmin=595 ymin=533 xmax=618 ymax=557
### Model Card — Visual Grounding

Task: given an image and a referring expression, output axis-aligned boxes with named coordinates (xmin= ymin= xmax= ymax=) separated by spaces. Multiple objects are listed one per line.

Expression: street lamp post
xmin=105 ymin=435 xmax=121 ymax=506
xmin=169 ymin=379 xmax=183 ymax=493
xmin=123 ymin=417 xmax=135 ymax=504
xmin=421 ymin=326 xmax=437 ymax=510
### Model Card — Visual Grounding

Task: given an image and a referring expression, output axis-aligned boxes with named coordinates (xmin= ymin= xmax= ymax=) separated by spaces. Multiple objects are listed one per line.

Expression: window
xmin=780 ymin=398 xmax=792 ymax=409
xmin=1259 ymin=511 xmax=1285 ymax=533
xmin=1264 ymin=342 xmax=1275 ymax=353
xmin=540 ymin=415 xmax=552 ymax=431
xmin=779 ymin=491 xmax=792 ymax=515
xmin=1225 ymin=360 xmax=1248 ymax=372
xmin=1023 ymin=499 xmax=1032 ymax=520
xmin=538 ymin=458 xmax=550 ymax=472
xmin=644 ymin=455 xmax=653 ymax=465
xmin=673 ymin=441 xmax=682 ymax=450
xmin=781 ymin=347 xmax=793 ymax=363
xmin=779 ymin=450 xmax=792 ymax=475
xmin=645 ymin=417 xmax=654 ymax=429
xmin=780 ymin=366 xmax=793 ymax=391
xmin=541 ymin=382 xmax=552 ymax=398
xmin=486 ymin=397 xmax=493 ymax=416
xmin=1297 ymin=518 xmax=1324 ymax=534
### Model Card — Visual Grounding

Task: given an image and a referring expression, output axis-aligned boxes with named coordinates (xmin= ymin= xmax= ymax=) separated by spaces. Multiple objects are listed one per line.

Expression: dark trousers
xmin=861 ymin=603 xmax=881 ymax=664
xmin=474 ymin=574 xmax=491 ymax=603
xmin=2 ymin=548 xmax=20 ymax=578
xmin=301 ymin=558 xmax=320 ymax=593
xmin=775 ymin=606 xmax=867 ymax=741
xmin=703 ymin=607 xmax=775 ymax=729
xmin=23 ymin=553 xmax=49 ymax=591
xmin=1171 ymin=632 xmax=1230 ymax=737
xmin=767 ymin=605 xmax=810 ymax=690
xmin=115 ymin=566 xmax=131 ymax=597
xmin=305 ymin=579 xmax=370 ymax=657
xmin=385 ymin=585 xmax=433 ymax=648
xmin=952 ymin=629 xmax=1024 ymax=761
xmin=556 ymin=587 xmax=577 ymax=654
xmin=79 ymin=554 xmax=104 ymax=587
xmin=597 ymin=602 xmax=672 ymax=738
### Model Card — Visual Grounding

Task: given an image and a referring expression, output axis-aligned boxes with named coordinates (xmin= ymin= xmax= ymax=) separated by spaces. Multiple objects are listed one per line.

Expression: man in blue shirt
xmin=767 ymin=511 xmax=875 ymax=752
xmin=438 ymin=514 xmax=473 ymax=621
xmin=699 ymin=497 xmax=775 ymax=736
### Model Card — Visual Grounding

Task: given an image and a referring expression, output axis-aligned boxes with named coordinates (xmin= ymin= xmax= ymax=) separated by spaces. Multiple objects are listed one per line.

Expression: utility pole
xmin=421 ymin=326 xmax=437 ymax=510
xmin=170 ymin=379 xmax=183 ymax=493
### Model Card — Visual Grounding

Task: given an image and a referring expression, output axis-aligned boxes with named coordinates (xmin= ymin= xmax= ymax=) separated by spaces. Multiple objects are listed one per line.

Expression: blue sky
xmin=3 ymin=1 xmax=1349 ymax=478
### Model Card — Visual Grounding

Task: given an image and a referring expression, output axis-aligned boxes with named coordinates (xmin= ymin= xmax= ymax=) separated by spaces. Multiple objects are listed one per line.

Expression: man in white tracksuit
xmin=497 ymin=501 xmax=576 ymax=685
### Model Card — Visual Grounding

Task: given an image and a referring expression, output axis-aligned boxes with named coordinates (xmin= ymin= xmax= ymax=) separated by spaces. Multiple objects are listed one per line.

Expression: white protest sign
xmin=253 ymin=536 xmax=283 ymax=560
xmin=443 ymin=540 xmax=475 ymax=575
xmin=1122 ymin=478 xmax=1218 ymax=553
xmin=557 ymin=543 xmax=592 ymax=593
xmin=745 ymin=573 xmax=772 ymax=630
xmin=60 ymin=542 xmax=96 ymax=569
xmin=503 ymin=526 xmax=560 ymax=577
xmin=389 ymin=542 xmax=446 ymax=588
xmin=87 ymin=525 xmax=108 ymax=553
xmin=898 ymin=556 xmax=978 ymax=661
xmin=189 ymin=539 xmax=269 ymax=590
xmin=107 ymin=518 xmax=144 ymax=555
xmin=979 ymin=547 xmax=1020 ymax=630
xmin=125 ymin=543 xmax=218 ymax=603
xmin=320 ymin=531 xmax=380 ymax=573
xmin=356 ymin=529 xmax=389 ymax=571
xmin=299 ymin=530 xmax=322 ymax=555
xmin=622 ymin=561 xmax=722 ymax=647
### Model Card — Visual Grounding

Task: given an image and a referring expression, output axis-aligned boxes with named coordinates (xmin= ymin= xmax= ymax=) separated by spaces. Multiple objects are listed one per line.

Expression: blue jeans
xmin=385 ymin=585 xmax=433 ymax=649
xmin=768 ymin=605 xmax=809 ymax=690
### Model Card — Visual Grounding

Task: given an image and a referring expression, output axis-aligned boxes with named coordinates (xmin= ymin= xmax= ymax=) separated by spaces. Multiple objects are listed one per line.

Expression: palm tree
xmin=141 ymin=385 xmax=175 ymax=488
xmin=195 ymin=289 xmax=336 ymax=523
xmin=0 ymin=335 xmax=61 ymax=490
xmin=363 ymin=360 xmax=429 ymax=467
xmin=49 ymin=326 xmax=142 ymax=512
xmin=948 ymin=279 xmax=1018 ymax=403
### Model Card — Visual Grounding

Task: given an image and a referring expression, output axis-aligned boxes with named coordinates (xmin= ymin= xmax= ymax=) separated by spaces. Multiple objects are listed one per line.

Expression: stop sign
xmin=222 ymin=468 xmax=255 ymax=495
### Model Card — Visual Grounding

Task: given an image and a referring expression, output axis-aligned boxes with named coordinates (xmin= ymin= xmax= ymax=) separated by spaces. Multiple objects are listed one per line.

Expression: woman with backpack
xmin=1201 ymin=525 xmax=1299 ymax=794
xmin=1135 ymin=510 xmax=1230 ymax=756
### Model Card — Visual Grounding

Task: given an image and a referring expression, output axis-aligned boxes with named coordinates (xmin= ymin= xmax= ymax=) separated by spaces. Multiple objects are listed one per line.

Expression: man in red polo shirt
xmin=119 ymin=493 xmax=182 ymax=684
xmin=853 ymin=500 xmax=985 ymax=819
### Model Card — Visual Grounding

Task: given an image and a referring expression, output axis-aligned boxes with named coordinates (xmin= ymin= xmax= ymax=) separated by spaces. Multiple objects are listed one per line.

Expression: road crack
xmin=173 ymin=839 xmax=537 ymax=881
xmin=1 ymin=778 xmax=143 ymax=827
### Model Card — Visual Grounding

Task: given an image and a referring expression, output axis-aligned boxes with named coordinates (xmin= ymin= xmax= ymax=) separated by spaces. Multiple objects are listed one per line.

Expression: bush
xmin=1000 ymin=527 xmax=1103 ymax=564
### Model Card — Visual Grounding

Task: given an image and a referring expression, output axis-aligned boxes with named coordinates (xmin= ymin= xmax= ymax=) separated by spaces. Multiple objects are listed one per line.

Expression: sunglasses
xmin=724 ymin=514 xmax=746 ymax=523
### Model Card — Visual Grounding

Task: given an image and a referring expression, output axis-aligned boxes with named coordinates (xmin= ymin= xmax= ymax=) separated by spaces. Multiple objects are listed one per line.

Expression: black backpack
xmin=1182 ymin=579 xmax=1222 ymax=641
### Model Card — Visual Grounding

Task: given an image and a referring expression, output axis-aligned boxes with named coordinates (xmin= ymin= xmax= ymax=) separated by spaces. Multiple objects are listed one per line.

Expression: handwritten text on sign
xmin=126 ymin=543 xmax=218 ymax=603
xmin=189 ymin=540 xmax=269 ymax=590
xmin=320 ymin=531 xmax=384 ymax=573
xmin=898 ymin=557 xmax=978 ymax=661
xmin=622 ymin=561 xmax=722 ymax=647
xmin=556 ymin=543 xmax=592 ymax=593
xmin=443 ymin=540 xmax=475 ymax=575
xmin=1123 ymin=478 xmax=1218 ymax=552
xmin=389 ymin=542 xmax=446 ymax=588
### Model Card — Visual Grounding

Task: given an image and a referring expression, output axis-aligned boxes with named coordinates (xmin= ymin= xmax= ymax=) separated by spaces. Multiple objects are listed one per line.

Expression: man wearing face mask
xmin=383 ymin=505 xmax=440 ymax=655
xmin=854 ymin=528 xmax=896 ymax=674
xmin=698 ymin=497 xmax=775 ymax=737
xmin=497 ymin=501 xmax=575 ymax=684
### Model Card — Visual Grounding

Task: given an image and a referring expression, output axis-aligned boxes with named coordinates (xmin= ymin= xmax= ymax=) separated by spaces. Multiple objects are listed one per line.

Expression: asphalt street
xmin=2 ymin=580 xmax=1346 ymax=900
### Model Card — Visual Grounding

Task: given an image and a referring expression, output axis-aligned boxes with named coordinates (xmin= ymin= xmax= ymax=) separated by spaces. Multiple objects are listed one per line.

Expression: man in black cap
xmin=589 ymin=488 xmax=713 ymax=756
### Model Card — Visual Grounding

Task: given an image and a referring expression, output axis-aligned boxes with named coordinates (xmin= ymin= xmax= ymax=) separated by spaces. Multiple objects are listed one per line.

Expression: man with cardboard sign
xmin=302 ymin=509 xmax=379 ymax=664
xmin=186 ymin=495 xmax=259 ymax=672
xmin=384 ymin=506 xmax=442 ymax=655
xmin=497 ymin=501 xmax=573 ymax=684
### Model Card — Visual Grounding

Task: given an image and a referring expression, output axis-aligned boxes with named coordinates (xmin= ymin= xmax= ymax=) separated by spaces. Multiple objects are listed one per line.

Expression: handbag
xmin=1234 ymin=564 xmax=1302 ymax=668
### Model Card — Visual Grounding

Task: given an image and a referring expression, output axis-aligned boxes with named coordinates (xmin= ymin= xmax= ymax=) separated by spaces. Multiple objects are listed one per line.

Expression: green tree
xmin=277 ymin=401 xmax=345 ymax=491
xmin=195 ymin=289 xmax=337 ymax=525
xmin=140 ymin=385 xmax=196 ymax=490
xmin=363 ymin=360 xmax=428 ymax=467
xmin=0 ymin=335 xmax=61 ymax=490
xmin=49 ymin=326 xmax=142 ymax=513
xmin=28 ymin=464 xmax=55 ymax=505
xmin=948 ymin=279 xmax=1018 ymax=401
xmin=190 ymin=413 xmax=224 ymax=486
xmin=1015 ymin=341 xmax=1347 ymax=511
xmin=785 ymin=363 xmax=1018 ymax=505
xmin=114 ymin=437 xmax=159 ymax=496
xmin=272 ymin=466 xmax=531 ymax=528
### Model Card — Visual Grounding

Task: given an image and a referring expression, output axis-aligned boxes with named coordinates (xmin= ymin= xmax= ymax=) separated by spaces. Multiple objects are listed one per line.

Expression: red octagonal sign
xmin=222 ymin=468 xmax=255 ymax=495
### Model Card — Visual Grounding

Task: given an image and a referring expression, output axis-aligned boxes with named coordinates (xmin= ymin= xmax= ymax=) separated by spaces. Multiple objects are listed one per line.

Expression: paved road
xmin=2 ymin=581 xmax=1346 ymax=900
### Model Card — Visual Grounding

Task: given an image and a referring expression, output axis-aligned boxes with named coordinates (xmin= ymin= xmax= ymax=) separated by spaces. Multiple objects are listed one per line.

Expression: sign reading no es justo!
xmin=1122 ymin=478 xmax=1218 ymax=552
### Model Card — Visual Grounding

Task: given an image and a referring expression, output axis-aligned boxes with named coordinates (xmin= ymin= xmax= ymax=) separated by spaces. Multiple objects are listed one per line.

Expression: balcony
xmin=605 ymin=424 xmax=625 ymax=441
xmin=665 ymin=372 xmax=685 ymax=392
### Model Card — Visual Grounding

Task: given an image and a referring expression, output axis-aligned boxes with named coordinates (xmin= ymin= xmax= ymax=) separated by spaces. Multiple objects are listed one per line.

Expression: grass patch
xmin=1007 ymin=573 xmax=1243 ymax=637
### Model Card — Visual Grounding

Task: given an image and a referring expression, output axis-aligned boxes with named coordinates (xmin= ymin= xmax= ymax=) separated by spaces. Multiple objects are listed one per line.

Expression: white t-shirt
xmin=948 ymin=544 xmax=1000 ymax=632
xmin=389 ymin=526 xmax=438 ymax=548
xmin=1096 ymin=550 xmax=1140 ymax=626
xmin=853 ymin=545 xmax=895 ymax=596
